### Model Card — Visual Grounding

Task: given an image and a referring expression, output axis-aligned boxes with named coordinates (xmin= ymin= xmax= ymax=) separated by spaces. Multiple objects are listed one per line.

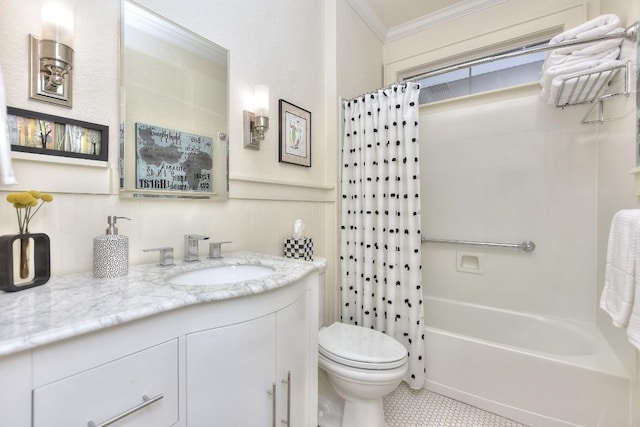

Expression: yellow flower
xmin=5 ymin=190 xmax=53 ymax=234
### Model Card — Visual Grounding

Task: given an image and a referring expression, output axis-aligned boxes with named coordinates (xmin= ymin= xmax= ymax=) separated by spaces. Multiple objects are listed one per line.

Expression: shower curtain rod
xmin=343 ymin=82 xmax=413 ymax=104
xmin=402 ymin=21 xmax=639 ymax=82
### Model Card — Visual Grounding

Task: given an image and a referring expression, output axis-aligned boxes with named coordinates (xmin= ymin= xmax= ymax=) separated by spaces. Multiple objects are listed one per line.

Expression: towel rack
xmin=554 ymin=61 xmax=632 ymax=124
xmin=421 ymin=237 xmax=536 ymax=252
xmin=399 ymin=21 xmax=638 ymax=125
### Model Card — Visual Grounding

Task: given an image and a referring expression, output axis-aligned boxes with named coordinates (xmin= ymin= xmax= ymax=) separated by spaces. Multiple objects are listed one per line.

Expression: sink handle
xmin=143 ymin=247 xmax=175 ymax=267
xmin=208 ymin=241 xmax=232 ymax=259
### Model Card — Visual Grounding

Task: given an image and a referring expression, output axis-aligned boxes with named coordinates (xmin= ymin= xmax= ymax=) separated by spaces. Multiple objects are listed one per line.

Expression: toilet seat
xmin=318 ymin=322 xmax=407 ymax=370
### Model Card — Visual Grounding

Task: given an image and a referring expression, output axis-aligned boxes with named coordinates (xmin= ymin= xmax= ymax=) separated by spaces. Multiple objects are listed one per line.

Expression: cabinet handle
xmin=87 ymin=393 xmax=164 ymax=427
xmin=281 ymin=371 xmax=291 ymax=426
xmin=267 ymin=382 xmax=277 ymax=427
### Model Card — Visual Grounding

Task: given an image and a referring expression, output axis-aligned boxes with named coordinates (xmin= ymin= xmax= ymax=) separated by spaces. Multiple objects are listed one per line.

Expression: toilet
xmin=318 ymin=321 xmax=408 ymax=427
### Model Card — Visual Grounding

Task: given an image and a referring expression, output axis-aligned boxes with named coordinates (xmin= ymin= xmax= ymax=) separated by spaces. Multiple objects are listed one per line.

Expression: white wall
xmin=336 ymin=0 xmax=384 ymax=100
xmin=420 ymin=89 xmax=598 ymax=321
xmin=0 ymin=0 xmax=337 ymax=288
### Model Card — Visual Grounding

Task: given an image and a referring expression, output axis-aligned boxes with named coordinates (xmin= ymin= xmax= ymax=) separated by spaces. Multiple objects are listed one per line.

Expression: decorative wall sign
xmin=135 ymin=123 xmax=213 ymax=193
xmin=7 ymin=107 xmax=108 ymax=161
xmin=278 ymin=99 xmax=311 ymax=167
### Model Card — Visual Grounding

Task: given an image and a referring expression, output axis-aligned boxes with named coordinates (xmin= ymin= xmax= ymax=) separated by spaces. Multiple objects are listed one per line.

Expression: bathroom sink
xmin=168 ymin=264 xmax=274 ymax=286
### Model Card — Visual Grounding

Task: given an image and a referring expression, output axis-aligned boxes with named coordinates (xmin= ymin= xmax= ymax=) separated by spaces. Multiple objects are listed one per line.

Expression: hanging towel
xmin=0 ymin=65 xmax=17 ymax=186
xmin=627 ymin=285 xmax=640 ymax=349
xmin=600 ymin=210 xmax=640 ymax=328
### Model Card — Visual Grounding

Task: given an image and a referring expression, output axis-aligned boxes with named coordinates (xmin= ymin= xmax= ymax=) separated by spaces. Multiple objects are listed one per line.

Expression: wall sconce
xmin=243 ymin=85 xmax=270 ymax=150
xmin=29 ymin=2 xmax=75 ymax=107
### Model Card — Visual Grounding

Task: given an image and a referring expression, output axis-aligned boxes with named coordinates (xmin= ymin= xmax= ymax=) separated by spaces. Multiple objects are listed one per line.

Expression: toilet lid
xmin=318 ymin=322 xmax=408 ymax=370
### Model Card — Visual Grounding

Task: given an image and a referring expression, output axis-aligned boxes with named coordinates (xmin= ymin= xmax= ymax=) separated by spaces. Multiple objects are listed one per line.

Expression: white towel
xmin=544 ymin=29 xmax=624 ymax=60
xmin=541 ymin=56 xmax=621 ymax=92
xmin=600 ymin=210 xmax=640 ymax=328
xmin=549 ymin=14 xmax=620 ymax=44
xmin=545 ymin=59 xmax=623 ymax=105
xmin=627 ymin=286 xmax=640 ymax=350
xmin=539 ymin=15 xmax=624 ymax=104
xmin=0 ymin=65 xmax=17 ymax=186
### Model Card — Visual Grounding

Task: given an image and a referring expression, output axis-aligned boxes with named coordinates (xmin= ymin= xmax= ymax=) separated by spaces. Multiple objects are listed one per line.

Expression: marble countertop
xmin=0 ymin=252 xmax=326 ymax=357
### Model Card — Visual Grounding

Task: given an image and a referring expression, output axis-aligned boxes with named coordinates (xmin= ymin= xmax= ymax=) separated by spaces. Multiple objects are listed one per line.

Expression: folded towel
xmin=539 ymin=15 xmax=624 ymax=104
xmin=600 ymin=210 xmax=640 ymax=328
xmin=544 ymin=28 xmax=624 ymax=59
xmin=544 ymin=59 xmax=623 ymax=105
xmin=549 ymin=14 xmax=620 ymax=44
xmin=0 ymin=65 xmax=17 ymax=186
xmin=541 ymin=56 xmax=621 ymax=90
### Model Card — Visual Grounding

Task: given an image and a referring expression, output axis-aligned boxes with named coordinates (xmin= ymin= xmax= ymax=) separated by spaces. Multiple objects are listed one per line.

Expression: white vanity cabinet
xmin=0 ymin=258 xmax=321 ymax=427
xmin=186 ymin=291 xmax=309 ymax=426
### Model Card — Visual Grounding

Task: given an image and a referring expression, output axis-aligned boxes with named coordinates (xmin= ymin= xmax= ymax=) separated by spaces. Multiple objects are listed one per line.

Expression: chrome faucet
xmin=184 ymin=234 xmax=209 ymax=262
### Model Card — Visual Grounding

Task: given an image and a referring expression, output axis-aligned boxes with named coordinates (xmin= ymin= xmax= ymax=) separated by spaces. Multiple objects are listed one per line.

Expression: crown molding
xmin=347 ymin=0 xmax=509 ymax=43
xmin=345 ymin=0 xmax=388 ymax=42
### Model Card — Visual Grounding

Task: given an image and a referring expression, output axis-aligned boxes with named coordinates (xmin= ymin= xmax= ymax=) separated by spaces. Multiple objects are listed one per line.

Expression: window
xmin=403 ymin=41 xmax=549 ymax=105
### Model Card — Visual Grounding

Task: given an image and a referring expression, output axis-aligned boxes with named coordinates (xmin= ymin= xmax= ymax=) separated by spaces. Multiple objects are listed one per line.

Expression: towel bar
xmin=421 ymin=237 xmax=536 ymax=252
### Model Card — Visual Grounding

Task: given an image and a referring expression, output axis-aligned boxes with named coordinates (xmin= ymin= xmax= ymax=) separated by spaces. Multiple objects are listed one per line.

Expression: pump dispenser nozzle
xmin=106 ymin=216 xmax=131 ymax=235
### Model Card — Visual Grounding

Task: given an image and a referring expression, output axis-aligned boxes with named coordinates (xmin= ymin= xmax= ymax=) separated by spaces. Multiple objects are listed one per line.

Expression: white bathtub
xmin=423 ymin=297 xmax=630 ymax=427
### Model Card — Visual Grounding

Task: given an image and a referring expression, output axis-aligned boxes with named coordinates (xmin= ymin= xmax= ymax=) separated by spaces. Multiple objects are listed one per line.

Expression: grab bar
xmin=421 ymin=237 xmax=536 ymax=252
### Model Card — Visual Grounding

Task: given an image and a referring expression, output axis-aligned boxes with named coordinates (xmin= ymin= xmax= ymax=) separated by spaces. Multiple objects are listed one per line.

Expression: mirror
xmin=120 ymin=1 xmax=229 ymax=199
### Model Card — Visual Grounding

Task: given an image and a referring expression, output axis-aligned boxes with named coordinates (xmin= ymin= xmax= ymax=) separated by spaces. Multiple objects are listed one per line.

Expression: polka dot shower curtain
xmin=340 ymin=82 xmax=425 ymax=389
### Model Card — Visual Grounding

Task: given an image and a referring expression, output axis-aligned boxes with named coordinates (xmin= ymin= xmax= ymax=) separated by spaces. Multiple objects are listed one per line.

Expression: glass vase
xmin=19 ymin=235 xmax=30 ymax=279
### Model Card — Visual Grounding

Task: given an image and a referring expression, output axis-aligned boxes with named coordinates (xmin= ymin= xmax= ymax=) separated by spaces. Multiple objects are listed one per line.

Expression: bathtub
xmin=423 ymin=297 xmax=630 ymax=427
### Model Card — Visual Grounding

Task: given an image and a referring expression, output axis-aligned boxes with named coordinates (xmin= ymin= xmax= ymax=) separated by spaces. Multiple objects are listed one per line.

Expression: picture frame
xmin=278 ymin=99 xmax=311 ymax=167
xmin=6 ymin=107 xmax=109 ymax=162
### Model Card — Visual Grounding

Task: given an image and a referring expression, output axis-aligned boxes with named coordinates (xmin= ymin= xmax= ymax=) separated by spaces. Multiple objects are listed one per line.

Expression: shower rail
xmin=402 ymin=22 xmax=638 ymax=82
xmin=421 ymin=237 xmax=536 ymax=252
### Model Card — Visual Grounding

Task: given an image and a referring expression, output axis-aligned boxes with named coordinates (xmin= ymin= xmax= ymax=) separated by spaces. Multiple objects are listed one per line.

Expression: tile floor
xmin=383 ymin=382 xmax=528 ymax=427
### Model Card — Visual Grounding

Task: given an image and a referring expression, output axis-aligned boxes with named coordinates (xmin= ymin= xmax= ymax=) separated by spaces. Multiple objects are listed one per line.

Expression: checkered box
xmin=283 ymin=237 xmax=313 ymax=261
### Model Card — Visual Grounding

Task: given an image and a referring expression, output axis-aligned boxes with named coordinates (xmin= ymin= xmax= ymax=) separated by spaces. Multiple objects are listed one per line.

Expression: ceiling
xmin=347 ymin=0 xmax=508 ymax=42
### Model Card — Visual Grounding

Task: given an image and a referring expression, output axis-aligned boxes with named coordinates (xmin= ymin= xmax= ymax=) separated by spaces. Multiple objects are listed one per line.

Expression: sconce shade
xmin=41 ymin=2 xmax=74 ymax=47
xmin=254 ymin=85 xmax=269 ymax=116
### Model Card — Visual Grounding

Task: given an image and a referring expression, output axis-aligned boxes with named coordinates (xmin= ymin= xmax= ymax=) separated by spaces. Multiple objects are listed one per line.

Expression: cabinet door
xmin=276 ymin=291 xmax=310 ymax=426
xmin=186 ymin=314 xmax=277 ymax=427
xmin=32 ymin=339 xmax=179 ymax=427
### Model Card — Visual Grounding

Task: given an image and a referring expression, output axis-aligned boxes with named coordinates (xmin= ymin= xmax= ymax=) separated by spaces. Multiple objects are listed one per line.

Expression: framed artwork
xmin=6 ymin=107 xmax=108 ymax=162
xmin=278 ymin=99 xmax=311 ymax=167
xmin=135 ymin=123 xmax=213 ymax=193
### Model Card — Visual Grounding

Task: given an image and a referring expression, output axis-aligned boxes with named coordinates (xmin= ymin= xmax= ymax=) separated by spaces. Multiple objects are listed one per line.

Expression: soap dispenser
xmin=93 ymin=216 xmax=131 ymax=278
